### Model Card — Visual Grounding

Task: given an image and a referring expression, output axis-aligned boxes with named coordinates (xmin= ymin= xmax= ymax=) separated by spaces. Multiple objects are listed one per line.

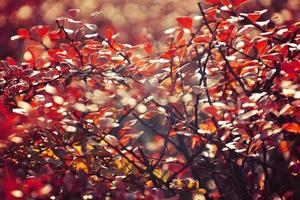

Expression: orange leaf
xmin=193 ymin=35 xmax=210 ymax=43
xmin=191 ymin=135 xmax=201 ymax=149
xmin=161 ymin=49 xmax=176 ymax=59
xmin=169 ymin=128 xmax=177 ymax=137
xmin=176 ymin=30 xmax=184 ymax=42
xmin=198 ymin=120 xmax=217 ymax=133
xmin=282 ymin=122 xmax=300 ymax=134
xmin=146 ymin=180 xmax=154 ymax=187
xmin=176 ymin=17 xmax=193 ymax=29
xmin=279 ymin=141 xmax=289 ymax=153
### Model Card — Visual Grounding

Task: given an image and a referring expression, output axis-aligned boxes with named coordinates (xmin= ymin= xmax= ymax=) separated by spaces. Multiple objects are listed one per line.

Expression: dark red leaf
xmin=282 ymin=60 xmax=300 ymax=76
xmin=232 ymin=0 xmax=248 ymax=7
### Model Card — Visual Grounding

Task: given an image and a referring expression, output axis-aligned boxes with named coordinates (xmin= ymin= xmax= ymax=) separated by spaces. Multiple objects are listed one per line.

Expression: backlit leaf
xmin=176 ymin=16 xmax=193 ymax=29
xmin=282 ymin=122 xmax=300 ymax=134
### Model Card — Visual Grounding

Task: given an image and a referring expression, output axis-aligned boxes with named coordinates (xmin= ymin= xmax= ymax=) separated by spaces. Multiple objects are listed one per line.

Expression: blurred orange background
xmin=0 ymin=0 xmax=299 ymax=59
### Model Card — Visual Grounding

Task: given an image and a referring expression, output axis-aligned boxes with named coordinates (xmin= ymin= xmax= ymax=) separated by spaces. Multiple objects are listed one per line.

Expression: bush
xmin=0 ymin=0 xmax=299 ymax=199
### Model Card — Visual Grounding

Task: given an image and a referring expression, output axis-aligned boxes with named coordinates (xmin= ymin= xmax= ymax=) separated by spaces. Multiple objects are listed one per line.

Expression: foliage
xmin=0 ymin=0 xmax=300 ymax=199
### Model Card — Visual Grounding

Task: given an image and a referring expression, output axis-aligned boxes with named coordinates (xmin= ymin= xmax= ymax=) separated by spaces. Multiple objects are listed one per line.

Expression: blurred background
xmin=0 ymin=0 xmax=299 ymax=60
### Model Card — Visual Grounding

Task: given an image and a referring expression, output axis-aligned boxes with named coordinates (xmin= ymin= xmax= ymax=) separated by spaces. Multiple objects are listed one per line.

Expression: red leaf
xmin=161 ymin=49 xmax=176 ymax=59
xmin=68 ymin=8 xmax=80 ymax=18
xmin=17 ymin=28 xmax=30 ymax=38
xmin=255 ymin=39 xmax=268 ymax=55
xmin=0 ymin=103 xmax=17 ymax=140
xmin=204 ymin=0 xmax=219 ymax=4
xmin=144 ymin=42 xmax=153 ymax=55
xmin=220 ymin=0 xmax=231 ymax=6
xmin=176 ymin=17 xmax=193 ymax=29
xmin=217 ymin=25 xmax=235 ymax=42
xmin=36 ymin=26 xmax=50 ymax=38
xmin=202 ymin=105 xmax=219 ymax=117
xmin=247 ymin=13 xmax=261 ymax=23
xmin=105 ymin=28 xmax=113 ymax=41
xmin=11 ymin=28 xmax=30 ymax=40
xmin=48 ymin=48 xmax=64 ymax=59
xmin=33 ymin=26 xmax=50 ymax=38
xmin=281 ymin=44 xmax=289 ymax=58
xmin=232 ymin=0 xmax=248 ymax=7
xmin=282 ymin=60 xmax=300 ymax=76
xmin=260 ymin=53 xmax=280 ymax=61
xmin=6 ymin=57 xmax=17 ymax=65
xmin=221 ymin=0 xmax=247 ymax=7
xmin=49 ymin=29 xmax=65 ymax=41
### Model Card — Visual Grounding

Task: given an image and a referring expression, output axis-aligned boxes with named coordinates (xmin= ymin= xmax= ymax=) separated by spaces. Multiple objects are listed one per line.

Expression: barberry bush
xmin=0 ymin=0 xmax=300 ymax=199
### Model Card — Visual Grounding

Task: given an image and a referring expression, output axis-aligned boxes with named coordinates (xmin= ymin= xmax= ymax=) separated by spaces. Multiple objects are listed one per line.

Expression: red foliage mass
xmin=0 ymin=0 xmax=300 ymax=200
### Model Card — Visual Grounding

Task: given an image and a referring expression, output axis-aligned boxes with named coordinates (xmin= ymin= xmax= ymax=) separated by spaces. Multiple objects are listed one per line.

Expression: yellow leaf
xmin=40 ymin=149 xmax=59 ymax=160
xmin=187 ymin=178 xmax=199 ymax=189
xmin=123 ymin=160 xmax=132 ymax=174
xmin=153 ymin=168 xmax=169 ymax=182
xmin=193 ymin=193 xmax=206 ymax=200
xmin=172 ymin=179 xmax=183 ymax=189
xmin=86 ymin=143 xmax=94 ymax=151
xmin=73 ymin=144 xmax=83 ymax=155
xmin=115 ymin=159 xmax=123 ymax=169
xmin=115 ymin=159 xmax=132 ymax=174
xmin=197 ymin=188 xmax=207 ymax=194
xmin=153 ymin=168 xmax=162 ymax=179
xmin=75 ymin=159 xmax=89 ymax=174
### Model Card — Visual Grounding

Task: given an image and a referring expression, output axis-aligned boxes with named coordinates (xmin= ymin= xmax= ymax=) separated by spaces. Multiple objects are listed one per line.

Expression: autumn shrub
xmin=0 ymin=0 xmax=300 ymax=199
